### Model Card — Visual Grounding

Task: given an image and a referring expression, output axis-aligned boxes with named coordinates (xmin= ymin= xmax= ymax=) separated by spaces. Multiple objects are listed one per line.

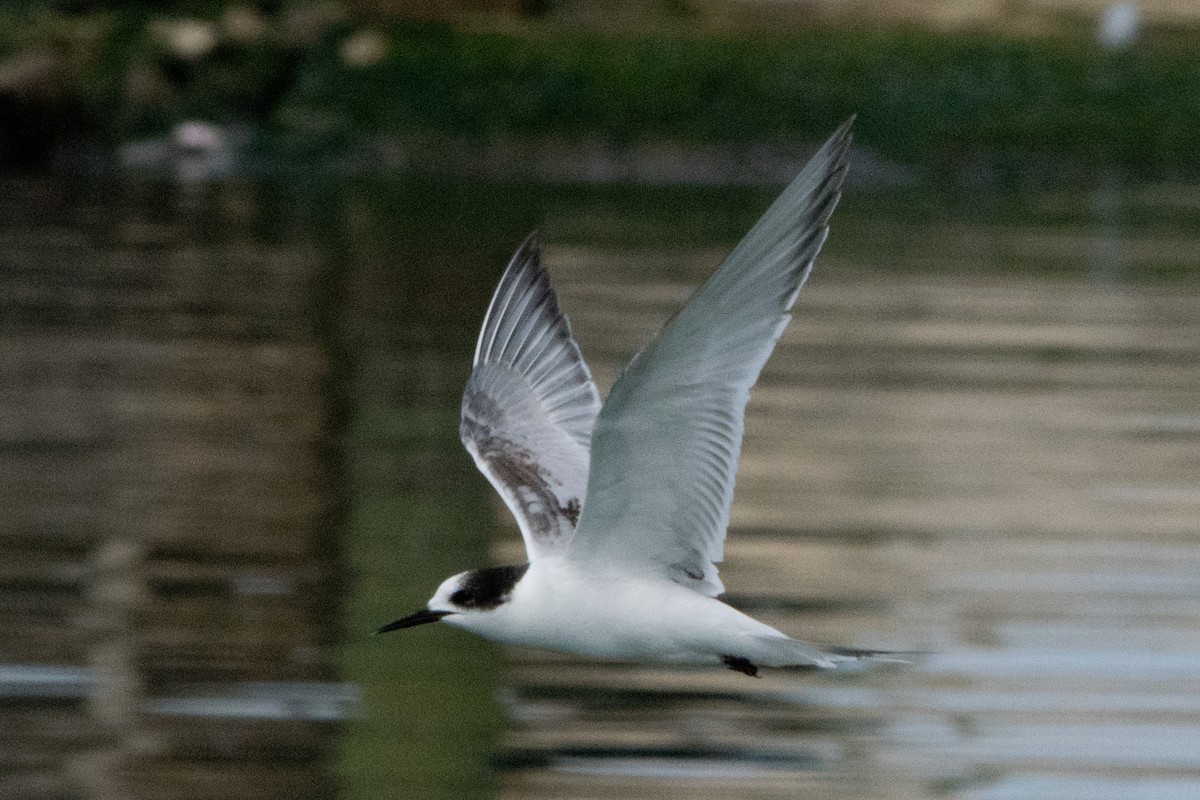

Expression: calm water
xmin=1 ymin=167 xmax=1198 ymax=800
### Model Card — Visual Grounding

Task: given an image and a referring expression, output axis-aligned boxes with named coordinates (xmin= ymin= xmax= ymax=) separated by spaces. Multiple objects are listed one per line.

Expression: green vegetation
xmin=290 ymin=22 xmax=1199 ymax=170
xmin=2 ymin=5 xmax=1199 ymax=172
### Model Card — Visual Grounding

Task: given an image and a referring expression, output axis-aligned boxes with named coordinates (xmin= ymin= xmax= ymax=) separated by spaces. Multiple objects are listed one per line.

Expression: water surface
xmin=1 ymin=170 xmax=1197 ymax=800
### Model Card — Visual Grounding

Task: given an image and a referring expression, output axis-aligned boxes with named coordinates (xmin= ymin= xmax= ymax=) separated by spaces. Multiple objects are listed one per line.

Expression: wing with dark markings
xmin=460 ymin=236 xmax=600 ymax=559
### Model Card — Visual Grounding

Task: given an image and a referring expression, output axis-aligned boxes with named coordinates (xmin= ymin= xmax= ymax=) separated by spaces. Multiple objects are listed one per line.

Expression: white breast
xmin=447 ymin=558 xmax=785 ymax=665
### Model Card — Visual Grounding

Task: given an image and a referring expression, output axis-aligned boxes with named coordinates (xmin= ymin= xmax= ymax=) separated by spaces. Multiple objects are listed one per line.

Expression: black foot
xmin=721 ymin=654 xmax=760 ymax=677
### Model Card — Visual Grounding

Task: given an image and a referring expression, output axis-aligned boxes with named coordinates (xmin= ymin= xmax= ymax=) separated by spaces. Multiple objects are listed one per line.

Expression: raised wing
xmin=461 ymin=235 xmax=601 ymax=560
xmin=567 ymin=119 xmax=853 ymax=595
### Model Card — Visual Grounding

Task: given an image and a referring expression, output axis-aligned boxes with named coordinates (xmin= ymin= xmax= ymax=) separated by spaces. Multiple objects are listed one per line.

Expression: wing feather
xmin=461 ymin=236 xmax=601 ymax=559
xmin=566 ymin=119 xmax=853 ymax=595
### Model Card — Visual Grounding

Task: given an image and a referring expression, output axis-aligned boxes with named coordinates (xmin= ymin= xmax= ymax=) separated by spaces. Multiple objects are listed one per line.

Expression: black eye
xmin=450 ymin=589 xmax=471 ymax=606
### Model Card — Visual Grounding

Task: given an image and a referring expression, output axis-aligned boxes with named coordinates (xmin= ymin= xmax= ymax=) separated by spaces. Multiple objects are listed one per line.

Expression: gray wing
xmin=566 ymin=119 xmax=853 ymax=595
xmin=461 ymin=235 xmax=601 ymax=560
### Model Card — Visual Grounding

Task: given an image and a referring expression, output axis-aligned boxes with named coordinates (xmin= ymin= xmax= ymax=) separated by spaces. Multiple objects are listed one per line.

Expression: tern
xmin=379 ymin=119 xmax=896 ymax=676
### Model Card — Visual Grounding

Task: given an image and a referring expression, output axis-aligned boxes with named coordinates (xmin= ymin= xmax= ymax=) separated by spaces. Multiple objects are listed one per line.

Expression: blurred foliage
xmin=291 ymin=22 xmax=1199 ymax=170
xmin=1 ymin=2 xmax=1200 ymax=171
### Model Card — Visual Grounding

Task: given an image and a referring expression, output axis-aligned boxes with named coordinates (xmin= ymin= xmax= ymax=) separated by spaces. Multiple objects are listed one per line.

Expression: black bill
xmin=374 ymin=608 xmax=454 ymax=634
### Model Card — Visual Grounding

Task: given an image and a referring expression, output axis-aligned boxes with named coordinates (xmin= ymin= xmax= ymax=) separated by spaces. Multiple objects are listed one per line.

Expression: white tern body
xmin=440 ymin=560 xmax=832 ymax=669
xmin=378 ymin=118 xmax=899 ymax=676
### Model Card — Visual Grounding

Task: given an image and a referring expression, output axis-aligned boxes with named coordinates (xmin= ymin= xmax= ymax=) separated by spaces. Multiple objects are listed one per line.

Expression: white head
xmin=375 ymin=563 xmax=530 ymax=634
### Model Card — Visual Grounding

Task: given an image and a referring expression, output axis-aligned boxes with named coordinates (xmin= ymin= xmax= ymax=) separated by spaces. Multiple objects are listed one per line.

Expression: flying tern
xmin=378 ymin=118 xmax=897 ymax=676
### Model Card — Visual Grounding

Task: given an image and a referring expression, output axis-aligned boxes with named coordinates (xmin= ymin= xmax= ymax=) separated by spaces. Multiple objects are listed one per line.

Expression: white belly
xmin=445 ymin=559 xmax=786 ymax=665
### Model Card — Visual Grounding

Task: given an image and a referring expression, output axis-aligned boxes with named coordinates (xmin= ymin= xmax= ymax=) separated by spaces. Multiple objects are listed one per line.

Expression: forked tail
xmin=743 ymin=635 xmax=916 ymax=673
xmin=821 ymin=645 xmax=917 ymax=667
xmin=744 ymin=635 xmax=837 ymax=669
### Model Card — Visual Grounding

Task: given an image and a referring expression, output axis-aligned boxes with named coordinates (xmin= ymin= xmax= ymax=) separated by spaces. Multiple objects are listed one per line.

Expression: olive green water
xmin=1 ymin=170 xmax=1197 ymax=800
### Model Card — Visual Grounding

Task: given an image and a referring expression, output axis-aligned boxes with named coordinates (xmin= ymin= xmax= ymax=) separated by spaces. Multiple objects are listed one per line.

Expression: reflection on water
xmin=0 ymin=176 xmax=347 ymax=800
xmin=1 ymin=170 xmax=1199 ymax=800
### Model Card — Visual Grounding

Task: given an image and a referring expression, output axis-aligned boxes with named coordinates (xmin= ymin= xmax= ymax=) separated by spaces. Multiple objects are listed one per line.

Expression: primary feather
xmin=460 ymin=235 xmax=600 ymax=559
xmin=565 ymin=118 xmax=853 ymax=595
